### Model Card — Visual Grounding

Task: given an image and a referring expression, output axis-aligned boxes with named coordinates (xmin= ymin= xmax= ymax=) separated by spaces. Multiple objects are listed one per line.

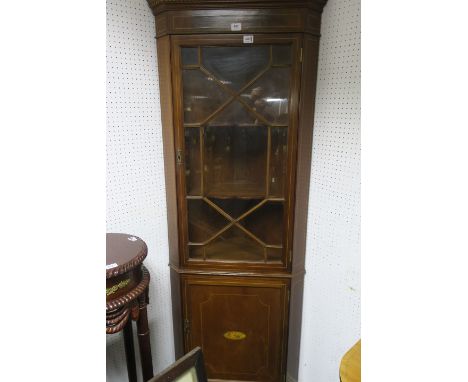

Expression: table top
xmin=339 ymin=339 xmax=361 ymax=382
xmin=106 ymin=233 xmax=147 ymax=279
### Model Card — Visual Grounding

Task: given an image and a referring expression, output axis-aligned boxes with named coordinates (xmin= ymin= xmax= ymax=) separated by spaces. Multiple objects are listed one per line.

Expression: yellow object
xmin=106 ymin=278 xmax=130 ymax=296
xmin=223 ymin=331 xmax=247 ymax=340
xmin=339 ymin=339 xmax=361 ymax=382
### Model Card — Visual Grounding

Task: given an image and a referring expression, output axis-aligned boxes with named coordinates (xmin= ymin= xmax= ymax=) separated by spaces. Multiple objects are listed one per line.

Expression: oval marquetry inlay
xmin=224 ymin=331 xmax=247 ymax=341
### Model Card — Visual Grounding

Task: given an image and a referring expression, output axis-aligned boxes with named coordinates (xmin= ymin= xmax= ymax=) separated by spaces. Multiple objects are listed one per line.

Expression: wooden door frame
xmin=170 ymin=33 xmax=303 ymax=274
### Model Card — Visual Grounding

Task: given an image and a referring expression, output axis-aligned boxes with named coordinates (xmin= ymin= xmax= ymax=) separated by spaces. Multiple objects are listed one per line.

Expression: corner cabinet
xmin=146 ymin=1 xmax=328 ymax=381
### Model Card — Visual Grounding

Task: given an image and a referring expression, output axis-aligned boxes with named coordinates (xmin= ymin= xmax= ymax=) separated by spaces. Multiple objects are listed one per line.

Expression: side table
xmin=339 ymin=339 xmax=361 ymax=382
xmin=107 ymin=233 xmax=154 ymax=382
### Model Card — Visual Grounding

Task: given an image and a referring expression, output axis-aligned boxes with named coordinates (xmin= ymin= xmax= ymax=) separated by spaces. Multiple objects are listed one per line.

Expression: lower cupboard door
xmin=182 ymin=276 xmax=289 ymax=382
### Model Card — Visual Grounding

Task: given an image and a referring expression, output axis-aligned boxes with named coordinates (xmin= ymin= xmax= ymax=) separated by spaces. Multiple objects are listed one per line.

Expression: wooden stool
xmin=106 ymin=233 xmax=154 ymax=382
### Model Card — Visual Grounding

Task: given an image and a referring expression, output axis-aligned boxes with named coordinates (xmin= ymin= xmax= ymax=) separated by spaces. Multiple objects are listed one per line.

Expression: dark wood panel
xmin=291 ymin=35 xmax=320 ymax=274
xmin=182 ymin=275 xmax=289 ymax=382
xmin=286 ymin=272 xmax=305 ymax=381
xmin=170 ymin=268 xmax=184 ymax=359
xmin=155 ymin=9 xmax=322 ymax=37
xmin=157 ymin=35 xmax=181 ymax=268
xmin=287 ymin=34 xmax=321 ymax=381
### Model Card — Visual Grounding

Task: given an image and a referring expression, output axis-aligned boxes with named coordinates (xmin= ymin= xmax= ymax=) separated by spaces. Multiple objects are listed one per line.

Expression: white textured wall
xmin=106 ymin=0 xmax=174 ymax=381
xmin=106 ymin=0 xmax=360 ymax=381
xmin=298 ymin=0 xmax=361 ymax=381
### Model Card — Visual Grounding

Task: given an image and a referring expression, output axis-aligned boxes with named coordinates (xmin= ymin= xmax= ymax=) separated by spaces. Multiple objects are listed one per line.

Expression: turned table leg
xmin=137 ymin=289 xmax=154 ymax=381
xmin=123 ymin=319 xmax=137 ymax=382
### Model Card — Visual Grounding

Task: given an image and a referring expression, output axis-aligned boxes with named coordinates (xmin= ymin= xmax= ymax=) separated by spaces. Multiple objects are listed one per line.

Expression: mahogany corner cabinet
xmin=145 ymin=1 xmax=328 ymax=381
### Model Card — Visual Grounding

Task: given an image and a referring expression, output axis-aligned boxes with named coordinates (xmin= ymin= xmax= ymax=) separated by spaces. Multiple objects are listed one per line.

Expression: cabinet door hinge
xmin=299 ymin=47 xmax=303 ymax=63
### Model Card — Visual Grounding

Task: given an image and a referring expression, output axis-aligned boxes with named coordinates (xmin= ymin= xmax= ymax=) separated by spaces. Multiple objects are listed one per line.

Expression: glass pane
xmin=272 ymin=45 xmax=292 ymax=66
xmin=182 ymin=47 xmax=198 ymax=66
xmin=266 ymin=248 xmax=282 ymax=263
xmin=242 ymin=68 xmax=290 ymax=125
xmin=185 ymin=127 xmax=201 ymax=195
xmin=239 ymin=201 xmax=284 ymax=245
xmin=182 ymin=69 xmax=229 ymax=124
xmin=204 ymin=123 xmax=268 ymax=198
xmin=207 ymin=101 xmax=258 ymax=127
xmin=201 ymin=46 xmax=270 ymax=90
xmin=269 ymin=127 xmax=288 ymax=198
xmin=187 ymin=199 xmax=229 ymax=243
xmin=181 ymin=43 xmax=294 ymax=266
xmin=188 ymin=245 xmax=204 ymax=260
xmin=208 ymin=198 xmax=263 ymax=219
xmin=205 ymin=225 xmax=264 ymax=262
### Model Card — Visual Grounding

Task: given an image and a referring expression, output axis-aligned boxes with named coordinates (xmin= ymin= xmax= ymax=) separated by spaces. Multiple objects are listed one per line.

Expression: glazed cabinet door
xmin=182 ymin=275 xmax=289 ymax=382
xmin=172 ymin=34 xmax=301 ymax=270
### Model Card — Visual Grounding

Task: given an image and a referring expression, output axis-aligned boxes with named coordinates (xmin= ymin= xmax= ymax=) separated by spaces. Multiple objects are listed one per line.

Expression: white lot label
xmin=243 ymin=35 xmax=254 ymax=44
xmin=230 ymin=23 xmax=242 ymax=31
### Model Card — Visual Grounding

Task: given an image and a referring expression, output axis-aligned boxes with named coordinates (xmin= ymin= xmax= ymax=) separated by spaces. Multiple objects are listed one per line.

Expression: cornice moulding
xmin=147 ymin=0 xmax=328 ymax=15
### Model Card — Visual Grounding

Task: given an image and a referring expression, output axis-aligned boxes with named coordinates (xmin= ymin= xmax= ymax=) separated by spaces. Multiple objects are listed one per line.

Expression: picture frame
xmin=148 ymin=347 xmax=207 ymax=382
